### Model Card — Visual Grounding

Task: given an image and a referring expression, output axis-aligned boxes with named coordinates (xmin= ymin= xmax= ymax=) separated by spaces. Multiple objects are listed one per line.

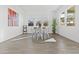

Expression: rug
xmin=44 ymin=38 xmax=56 ymax=42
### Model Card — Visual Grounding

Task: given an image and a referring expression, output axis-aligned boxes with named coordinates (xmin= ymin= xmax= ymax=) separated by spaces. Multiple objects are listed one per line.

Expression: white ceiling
xmin=18 ymin=5 xmax=62 ymax=15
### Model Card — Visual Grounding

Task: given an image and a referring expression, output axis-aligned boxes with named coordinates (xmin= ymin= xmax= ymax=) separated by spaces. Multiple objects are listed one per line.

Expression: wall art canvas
xmin=67 ymin=6 xmax=75 ymax=26
xmin=43 ymin=21 xmax=48 ymax=26
xmin=28 ymin=20 xmax=34 ymax=26
xmin=8 ymin=8 xmax=19 ymax=26
xmin=60 ymin=12 xmax=65 ymax=25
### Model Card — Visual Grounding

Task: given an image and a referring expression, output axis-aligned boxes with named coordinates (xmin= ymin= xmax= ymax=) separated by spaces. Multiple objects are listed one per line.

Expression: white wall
xmin=24 ymin=16 xmax=53 ymax=33
xmin=23 ymin=11 xmax=54 ymax=33
xmin=0 ymin=6 xmax=6 ymax=42
xmin=0 ymin=5 xmax=24 ymax=43
xmin=57 ymin=5 xmax=79 ymax=43
xmin=22 ymin=5 xmax=60 ymax=33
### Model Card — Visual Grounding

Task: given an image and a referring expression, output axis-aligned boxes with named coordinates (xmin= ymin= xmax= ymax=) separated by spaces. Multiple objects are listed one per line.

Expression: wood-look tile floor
xmin=0 ymin=33 xmax=79 ymax=54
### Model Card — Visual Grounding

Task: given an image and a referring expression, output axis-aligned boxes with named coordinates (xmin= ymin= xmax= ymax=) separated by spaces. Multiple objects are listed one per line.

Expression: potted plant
xmin=52 ymin=19 xmax=57 ymax=34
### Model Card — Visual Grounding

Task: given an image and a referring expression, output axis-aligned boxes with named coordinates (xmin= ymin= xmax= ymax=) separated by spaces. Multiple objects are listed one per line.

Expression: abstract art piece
xmin=28 ymin=21 xmax=34 ymax=26
xmin=60 ymin=12 xmax=65 ymax=25
xmin=43 ymin=21 xmax=48 ymax=26
xmin=8 ymin=8 xmax=19 ymax=26
xmin=36 ymin=21 xmax=41 ymax=26
xmin=67 ymin=6 xmax=75 ymax=26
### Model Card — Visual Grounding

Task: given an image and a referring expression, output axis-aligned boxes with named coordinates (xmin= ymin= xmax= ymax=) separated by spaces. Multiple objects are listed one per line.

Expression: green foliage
xmin=52 ymin=19 xmax=57 ymax=34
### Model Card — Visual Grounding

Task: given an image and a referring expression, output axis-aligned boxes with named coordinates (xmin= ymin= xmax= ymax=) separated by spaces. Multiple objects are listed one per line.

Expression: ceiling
xmin=18 ymin=5 xmax=62 ymax=15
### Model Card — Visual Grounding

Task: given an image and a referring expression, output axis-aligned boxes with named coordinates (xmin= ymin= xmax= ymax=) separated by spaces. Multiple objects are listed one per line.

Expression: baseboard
xmin=57 ymin=33 xmax=79 ymax=44
xmin=0 ymin=33 xmax=23 ymax=44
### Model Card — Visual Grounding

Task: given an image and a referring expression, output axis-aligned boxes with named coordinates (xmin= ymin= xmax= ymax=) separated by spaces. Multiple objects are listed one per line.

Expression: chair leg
xmin=32 ymin=33 xmax=34 ymax=40
xmin=47 ymin=33 xmax=50 ymax=39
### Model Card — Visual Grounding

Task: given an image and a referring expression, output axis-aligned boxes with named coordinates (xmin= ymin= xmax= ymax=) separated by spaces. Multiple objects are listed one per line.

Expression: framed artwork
xmin=28 ymin=21 xmax=34 ymax=26
xmin=8 ymin=8 xmax=19 ymax=26
xmin=67 ymin=6 xmax=75 ymax=26
xmin=43 ymin=21 xmax=48 ymax=26
xmin=60 ymin=12 xmax=65 ymax=25
xmin=36 ymin=21 xmax=41 ymax=26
